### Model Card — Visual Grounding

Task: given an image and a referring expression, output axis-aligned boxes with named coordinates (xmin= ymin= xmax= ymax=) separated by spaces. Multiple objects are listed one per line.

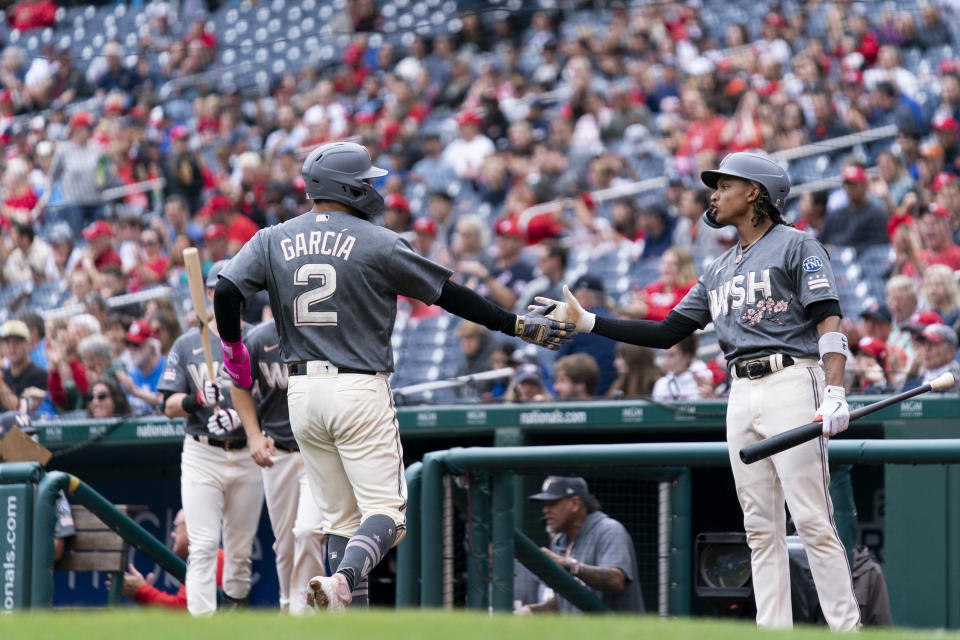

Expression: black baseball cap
xmin=572 ymin=273 xmax=605 ymax=294
xmin=529 ymin=476 xmax=590 ymax=501
xmin=860 ymin=301 xmax=892 ymax=324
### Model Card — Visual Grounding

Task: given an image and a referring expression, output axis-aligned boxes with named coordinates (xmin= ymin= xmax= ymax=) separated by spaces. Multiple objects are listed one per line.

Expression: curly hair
xmin=750 ymin=186 xmax=791 ymax=228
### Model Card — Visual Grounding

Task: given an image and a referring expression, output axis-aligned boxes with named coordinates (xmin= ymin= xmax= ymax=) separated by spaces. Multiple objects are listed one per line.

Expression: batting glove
xmin=197 ymin=380 xmax=221 ymax=408
xmin=221 ymin=339 xmax=253 ymax=390
xmin=515 ymin=304 xmax=577 ymax=351
xmin=533 ymin=285 xmax=596 ymax=333
xmin=207 ymin=408 xmax=241 ymax=436
xmin=816 ymin=385 xmax=850 ymax=437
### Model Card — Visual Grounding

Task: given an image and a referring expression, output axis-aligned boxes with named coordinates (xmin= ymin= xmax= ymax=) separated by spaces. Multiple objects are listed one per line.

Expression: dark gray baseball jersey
xmin=672 ymin=224 xmax=839 ymax=363
xmin=157 ymin=328 xmax=241 ymax=437
xmin=246 ymin=319 xmax=296 ymax=451
xmin=219 ymin=209 xmax=453 ymax=372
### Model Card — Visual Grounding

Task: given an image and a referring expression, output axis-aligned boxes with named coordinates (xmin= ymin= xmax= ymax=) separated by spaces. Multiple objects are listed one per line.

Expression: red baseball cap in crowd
xmin=494 ymin=217 xmax=525 ymax=239
xmin=353 ymin=111 xmax=377 ymax=125
xmin=69 ymin=111 xmax=93 ymax=129
xmin=903 ymin=310 xmax=943 ymax=332
xmin=204 ymin=223 xmax=227 ymax=241
xmin=170 ymin=124 xmax=190 ymax=140
xmin=928 ymin=203 xmax=952 ymax=220
xmin=384 ymin=193 xmax=410 ymax=213
xmin=82 ymin=220 xmax=114 ymax=241
xmin=455 ymin=109 xmax=483 ymax=127
xmin=857 ymin=336 xmax=888 ymax=364
xmin=941 ymin=59 xmax=960 ymax=75
xmin=412 ymin=217 xmax=436 ymax=235
xmin=932 ymin=113 xmax=959 ymax=134
xmin=842 ymin=69 xmax=863 ymax=86
xmin=126 ymin=320 xmax=156 ymax=345
xmin=933 ymin=171 xmax=958 ymax=192
xmin=841 ymin=165 xmax=868 ymax=183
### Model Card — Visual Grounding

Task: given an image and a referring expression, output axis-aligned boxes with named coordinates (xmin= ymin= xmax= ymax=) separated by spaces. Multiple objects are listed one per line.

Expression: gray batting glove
xmin=197 ymin=380 xmax=221 ymax=408
xmin=207 ymin=408 xmax=241 ymax=436
xmin=816 ymin=385 xmax=849 ymax=437
xmin=515 ymin=304 xmax=577 ymax=350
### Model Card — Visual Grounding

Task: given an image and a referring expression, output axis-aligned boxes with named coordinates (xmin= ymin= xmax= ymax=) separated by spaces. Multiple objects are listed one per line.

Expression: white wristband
xmin=818 ymin=331 xmax=849 ymax=361
xmin=581 ymin=311 xmax=596 ymax=333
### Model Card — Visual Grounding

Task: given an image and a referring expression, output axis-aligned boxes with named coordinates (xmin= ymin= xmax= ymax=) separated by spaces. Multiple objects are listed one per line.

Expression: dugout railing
xmin=399 ymin=440 xmax=960 ymax=623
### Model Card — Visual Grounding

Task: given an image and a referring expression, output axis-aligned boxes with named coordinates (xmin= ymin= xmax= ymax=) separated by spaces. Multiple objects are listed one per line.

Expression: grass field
xmin=1 ymin=609 xmax=957 ymax=640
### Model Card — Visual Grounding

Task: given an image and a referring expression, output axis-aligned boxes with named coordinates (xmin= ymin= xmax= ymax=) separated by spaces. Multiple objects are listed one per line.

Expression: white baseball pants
xmin=181 ymin=435 xmax=264 ymax=616
xmin=261 ymin=449 xmax=327 ymax=614
xmin=726 ymin=360 xmax=861 ymax=631
xmin=287 ymin=369 xmax=407 ymax=541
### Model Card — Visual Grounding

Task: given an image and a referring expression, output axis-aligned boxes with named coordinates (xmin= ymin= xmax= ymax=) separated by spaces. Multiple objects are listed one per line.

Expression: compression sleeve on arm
xmin=592 ymin=310 xmax=701 ymax=349
xmin=214 ymin=277 xmax=245 ymax=344
xmin=806 ymin=299 xmax=843 ymax=324
xmin=435 ymin=279 xmax=516 ymax=336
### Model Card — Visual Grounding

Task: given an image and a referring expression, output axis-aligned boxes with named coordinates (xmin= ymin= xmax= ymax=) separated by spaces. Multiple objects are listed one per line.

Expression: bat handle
xmin=739 ymin=422 xmax=823 ymax=464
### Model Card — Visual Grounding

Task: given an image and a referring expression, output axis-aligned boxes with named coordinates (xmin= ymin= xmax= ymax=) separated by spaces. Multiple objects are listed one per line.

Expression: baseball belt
xmin=192 ymin=434 xmax=248 ymax=450
xmin=287 ymin=361 xmax=378 ymax=377
xmin=730 ymin=354 xmax=795 ymax=380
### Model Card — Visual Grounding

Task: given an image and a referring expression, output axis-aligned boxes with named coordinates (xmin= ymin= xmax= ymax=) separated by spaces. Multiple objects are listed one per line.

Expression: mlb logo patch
xmin=802 ymin=256 xmax=823 ymax=272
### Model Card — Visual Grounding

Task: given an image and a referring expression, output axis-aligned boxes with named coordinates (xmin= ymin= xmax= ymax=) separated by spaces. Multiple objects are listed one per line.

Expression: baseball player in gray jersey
xmin=534 ymin=152 xmax=860 ymax=630
xmin=158 ymin=261 xmax=264 ymax=616
xmin=213 ymin=141 xmax=574 ymax=610
xmin=244 ymin=318 xmax=327 ymax=614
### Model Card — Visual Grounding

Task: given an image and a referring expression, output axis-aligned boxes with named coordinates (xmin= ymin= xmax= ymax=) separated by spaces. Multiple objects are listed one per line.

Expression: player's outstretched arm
xmin=230 ymin=384 xmax=276 ymax=468
xmin=434 ymin=280 xmax=576 ymax=350
xmin=531 ymin=284 xmax=700 ymax=350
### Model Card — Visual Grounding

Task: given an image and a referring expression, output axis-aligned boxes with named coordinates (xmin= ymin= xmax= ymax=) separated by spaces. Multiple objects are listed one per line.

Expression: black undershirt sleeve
xmin=592 ymin=310 xmax=702 ymax=349
xmin=213 ymin=278 xmax=245 ymax=344
xmin=806 ymin=299 xmax=843 ymax=324
xmin=434 ymin=280 xmax=517 ymax=336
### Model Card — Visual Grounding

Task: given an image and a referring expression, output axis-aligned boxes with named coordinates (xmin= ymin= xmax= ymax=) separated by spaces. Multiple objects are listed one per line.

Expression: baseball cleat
xmin=307 ymin=573 xmax=352 ymax=611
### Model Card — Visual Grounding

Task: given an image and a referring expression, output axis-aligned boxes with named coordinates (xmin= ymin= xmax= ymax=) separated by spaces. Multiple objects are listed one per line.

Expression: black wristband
xmin=181 ymin=393 xmax=201 ymax=414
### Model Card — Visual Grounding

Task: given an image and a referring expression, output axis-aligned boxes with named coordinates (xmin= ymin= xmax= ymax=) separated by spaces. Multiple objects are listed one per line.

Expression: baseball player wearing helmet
xmin=158 ymin=260 xmax=264 ymax=616
xmin=534 ymin=152 xmax=860 ymax=630
xmin=213 ymin=141 xmax=573 ymax=610
xmin=242 ymin=318 xmax=327 ymax=614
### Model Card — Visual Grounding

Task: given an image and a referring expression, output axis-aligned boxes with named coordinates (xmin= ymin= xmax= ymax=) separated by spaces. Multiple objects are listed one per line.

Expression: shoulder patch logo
xmin=802 ymin=256 xmax=823 ymax=272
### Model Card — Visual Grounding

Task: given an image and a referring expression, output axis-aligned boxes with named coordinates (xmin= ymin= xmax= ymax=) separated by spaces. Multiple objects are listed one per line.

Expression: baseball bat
xmin=739 ymin=372 xmax=956 ymax=465
xmin=183 ymin=247 xmax=216 ymax=384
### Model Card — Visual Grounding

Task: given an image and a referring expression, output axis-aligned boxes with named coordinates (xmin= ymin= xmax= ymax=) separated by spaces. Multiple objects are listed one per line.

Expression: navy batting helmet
xmin=301 ymin=142 xmax=388 ymax=220
xmin=0 ymin=411 xmax=34 ymax=437
xmin=700 ymin=152 xmax=790 ymax=228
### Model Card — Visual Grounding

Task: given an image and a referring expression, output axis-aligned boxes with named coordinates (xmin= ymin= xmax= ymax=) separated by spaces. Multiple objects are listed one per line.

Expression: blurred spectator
xmin=637 ymin=198 xmax=676 ymax=260
xmin=517 ymin=239 xmax=567 ymax=314
xmin=651 ymin=334 xmax=713 ymax=402
xmin=163 ymin=129 xmax=205 ymax=215
xmin=161 ymin=195 xmax=204 ymax=246
xmin=795 ymin=191 xmax=828 ymax=237
xmin=44 ymin=112 xmax=104 ymax=237
xmin=7 ymin=0 xmax=56 ymax=31
xmin=453 ymin=321 xmax=494 ymax=398
xmin=149 ymin=311 xmax=181 ymax=358
xmin=17 ymin=312 xmax=47 ymax=371
xmin=872 ymin=151 xmax=914 ymax=210
xmin=119 ymin=320 xmax=164 ymax=414
xmin=443 ymin=109 xmax=494 ymax=180
xmin=901 ymin=204 xmax=960 ymax=277
xmin=0 ymin=320 xmax=47 ymax=413
xmin=885 ymin=275 xmax=920 ymax=360
xmin=126 ymin=227 xmax=169 ymax=293
xmin=922 ymin=264 xmax=960 ymax=327
xmin=917 ymin=5 xmax=953 ymax=51
xmin=47 ymin=314 xmax=99 ymax=415
xmin=86 ymin=379 xmax=131 ymax=419
xmin=504 ymin=362 xmax=552 ymax=403
xmin=461 ymin=218 xmax=533 ymax=310
xmin=95 ymin=41 xmax=140 ymax=94
xmin=2 ymin=158 xmax=40 ymax=228
xmin=552 ymin=353 xmax=599 ymax=401
xmin=43 ymin=222 xmax=82 ymax=282
xmin=203 ymin=224 xmax=229 ymax=265
xmin=606 ymin=343 xmax=661 ymax=399
xmin=556 ymin=274 xmax=617 ymax=396
xmin=80 ymin=220 xmax=123 ymax=273
xmin=381 ymin=193 xmax=411 ymax=233
xmin=623 ymin=247 xmax=698 ymax=321
xmin=901 ymin=324 xmax=960 ymax=392
xmin=76 ymin=334 xmax=124 ymax=386
xmin=3 ymin=222 xmax=51 ymax=285
xmin=852 ymin=337 xmax=891 ymax=394
xmin=411 ymin=133 xmax=457 ymax=193
xmin=820 ymin=165 xmax=891 ymax=251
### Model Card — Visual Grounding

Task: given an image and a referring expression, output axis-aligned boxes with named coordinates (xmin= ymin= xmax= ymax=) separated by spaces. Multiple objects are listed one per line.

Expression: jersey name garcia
xmin=219 ymin=209 xmax=452 ymax=372
xmin=672 ymin=225 xmax=839 ymax=363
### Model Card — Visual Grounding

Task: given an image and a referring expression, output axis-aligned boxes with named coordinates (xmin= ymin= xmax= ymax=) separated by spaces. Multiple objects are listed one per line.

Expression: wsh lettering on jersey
xmin=708 ymin=268 xmax=793 ymax=325
xmin=186 ymin=362 xmax=227 ymax=390
xmin=257 ymin=362 xmax=288 ymax=391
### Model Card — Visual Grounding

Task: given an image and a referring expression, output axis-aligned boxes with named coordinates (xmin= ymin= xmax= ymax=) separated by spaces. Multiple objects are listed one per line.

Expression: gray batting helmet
xmin=700 ymin=152 xmax=790 ymax=228
xmin=301 ymin=142 xmax=388 ymax=220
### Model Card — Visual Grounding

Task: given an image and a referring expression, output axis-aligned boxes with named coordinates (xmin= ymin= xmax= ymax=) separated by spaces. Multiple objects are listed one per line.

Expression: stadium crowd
xmin=1 ymin=0 xmax=960 ymax=421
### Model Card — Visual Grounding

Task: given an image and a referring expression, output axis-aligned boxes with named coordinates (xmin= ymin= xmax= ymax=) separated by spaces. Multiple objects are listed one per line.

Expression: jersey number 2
xmin=294 ymin=264 xmax=337 ymax=326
